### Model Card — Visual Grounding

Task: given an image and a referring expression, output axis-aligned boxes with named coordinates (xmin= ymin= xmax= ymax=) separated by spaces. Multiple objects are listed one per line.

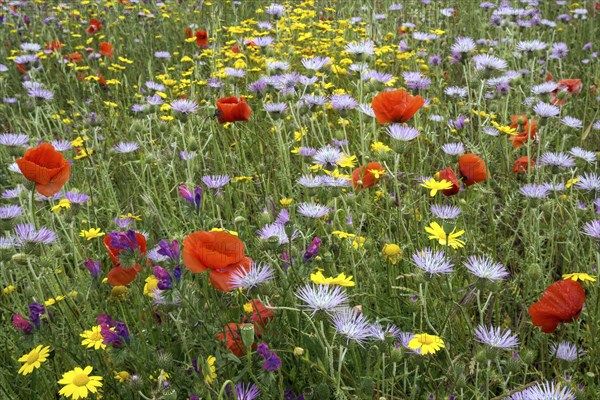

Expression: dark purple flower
xmin=97 ymin=314 xmax=116 ymax=326
xmin=303 ymin=237 xmax=322 ymax=261
xmin=154 ymin=265 xmax=173 ymax=289
xmin=84 ymin=258 xmax=101 ymax=278
xmin=108 ymin=230 xmax=138 ymax=251
xmin=178 ymin=185 xmax=202 ymax=210
xmin=257 ymin=342 xmax=271 ymax=359
xmin=101 ymin=320 xmax=129 ymax=346
xmin=157 ymin=239 xmax=180 ymax=261
xmin=28 ymin=302 xmax=45 ymax=328
xmin=263 ymin=353 xmax=282 ymax=372
xmin=173 ymin=264 xmax=181 ymax=281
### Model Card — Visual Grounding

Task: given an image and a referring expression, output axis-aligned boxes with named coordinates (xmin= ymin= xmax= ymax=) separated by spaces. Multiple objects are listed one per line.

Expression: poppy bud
xmin=240 ymin=323 xmax=255 ymax=349
xmin=525 ymin=263 xmax=542 ymax=280
xmin=302 ymin=387 xmax=314 ymax=400
xmin=314 ymin=383 xmax=330 ymax=399
xmin=12 ymin=253 xmax=29 ymax=265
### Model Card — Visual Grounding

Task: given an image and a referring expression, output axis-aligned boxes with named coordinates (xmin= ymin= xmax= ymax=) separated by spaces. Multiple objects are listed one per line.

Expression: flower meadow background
xmin=0 ymin=0 xmax=599 ymax=399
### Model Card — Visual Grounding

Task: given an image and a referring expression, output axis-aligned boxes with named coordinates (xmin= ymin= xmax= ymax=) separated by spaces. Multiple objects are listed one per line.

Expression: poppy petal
xmin=107 ymin=266 xmax=138 ymax=286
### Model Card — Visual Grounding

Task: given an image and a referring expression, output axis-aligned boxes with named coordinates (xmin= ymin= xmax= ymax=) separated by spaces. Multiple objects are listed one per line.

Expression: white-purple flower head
xmin=0 ymin=205 xmax=22 ymax=220
xmin=582 ymin=220 xmax=600 ymax=239
xmin=345 ymin=40 xmax=375 ymax=56
xmin=0 ymin=133 xmax=29 ymax=147
xmin=574 ymin=172 xmax=600 ymax=191
xmin=330 ymin=94 xmax=358 ymax=111
xmin=14 ymin=223 xmax=57 ymax=245
xmin=113 ymin=142 xmax=139 ymax=153
xmin=430 ymin=204 xmax=461 ymax=220
xmin=265 ymin=3 xmax=285 ymax=18
xmin=539 ymin=151 xmax=575 ymax=168
xmin=170 ymin=99 xmax=198 ymax=114
xmin=412 ymin=248 xmax=454 ymax=276
xmin=312 ymin=145 xmax=343 ymax=166
xmin=202 ymin=175 xmax=230 ymax=189
xmin=473 ymin=54 xmax=507 ymax=71
xmin=464 ymin=255 xmax=509 ymax=281
xmin=533 ymin=101 xmax=560 ymax=118
xmin=297 ymin=202 xmax=330 ymax=219
xmin=519 ymin=184 xmax=550 ymax=198
xmin=475 ymin=325 xmax=519 ymax=349
xmin=330 ymin=307 xmax=373 ymax=346
xmin=229 ymin=262 xmax=275 ymax=291
xmin=550 ymin=341 xmax=585 ymax=362
xmin=296 ymin=284 xmax=348 ymax=316
xmin=388 ymin=124 xmax=420 ymax=141
xmin=302 ymin=56 xmax=330 ymax=71
xmin=569 ymin=147 xmax=596 ymax=163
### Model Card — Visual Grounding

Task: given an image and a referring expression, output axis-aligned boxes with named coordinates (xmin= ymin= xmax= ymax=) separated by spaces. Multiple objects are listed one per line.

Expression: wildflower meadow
xmin=1 ymin=0 xmax=600 ymax=399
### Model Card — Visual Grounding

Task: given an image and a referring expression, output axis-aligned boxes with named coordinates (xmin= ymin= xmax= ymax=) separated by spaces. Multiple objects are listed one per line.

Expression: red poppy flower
xmin=244 ymin=299 xmax=275 ymax=333
xmin=509 ymin=115 xmax=537 ymax=149
xmin=99 ymin=42 xmax=113 ymax=58
xmin=195 ymin=30 xmax=208 ymax=48
xmin=16 ymin=64 xmax=27 ymax=74
xmin=231 ymin=43 xmax=241 ymax=54
xmin=184 ymin=27 xmax=193 ymax=38
xmin=45 ymin=40 xmax=64 ymax=52
xmin=512 ymin=156 xmax=535 ymax=173
xmin=458 ymin=154 xmax=488 ymax=186
xmin=16 ymin=143 xmax=71 ymax=197
xmin=352 ymin=162 xmax=385 ymax=191
xmin=438 ymin=167 xmax=460 ymax=196
xmin=67 ymin=53 xmax=83 ymax=63
xmin=528 ymin=280 xmax=586 ymax=333
xmin=103 ymin=231 xmax=148 ymax=286
xmin=86 ymin=18 xmax=103 ymax=35
xmin=215 ymin=323 xmax=247 ymax=357
xmin=182 ymin=231 xmax=252 ymax=291
xmin=557 ymin=79 xmax=582 ymax=94
xmin=371 ymin=89 xmax=425 ymax=125
xmin=215 ymin=97 xmax=253 ymax=124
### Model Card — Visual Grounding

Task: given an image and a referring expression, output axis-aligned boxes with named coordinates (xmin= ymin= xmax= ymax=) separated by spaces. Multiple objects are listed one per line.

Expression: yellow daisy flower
xmin=420 ymin=178 xmax=453 ymax=197
xmin=58 ymin=366 xmax=103 ymax=400
xmin=382 ymin=244 xmax=402 ymax=265
xmin=80 ymin=326 xmax=106 ymax=350
xmin=310 ymin=270 xmax=355 ymax=287
xmin=17 ymin=345 xmax=51 ymax=375
xmin=425 ymin=222 xmax=465 ymax=249
xmin=79 ymin=228 xmax=105 ymax=240
xmin=203 ymin=355 xmax=217 ymax=384
xmin=408 ymin=334 xmax=445 ymax=355
xmin=562 ymin=273 xmax=596 ymax=283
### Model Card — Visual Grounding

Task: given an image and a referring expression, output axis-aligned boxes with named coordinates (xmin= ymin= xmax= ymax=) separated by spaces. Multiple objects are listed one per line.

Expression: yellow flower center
xmin=420 ymin=334 xmax=435 ymax=345
xmin=73 ymin=373 xmax=90 ymax=387
xmin=90 ymin=331 xmax=102 ymax=341
xmin=26 ymin=352 xmax=39 ymax=364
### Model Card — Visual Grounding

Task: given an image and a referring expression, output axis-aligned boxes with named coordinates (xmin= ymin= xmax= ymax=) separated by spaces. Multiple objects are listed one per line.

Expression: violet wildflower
xmin=229 ymin=262 xmax=275 ymax=290
xmin=581 ymin=220 xmax=600 ymax=240
xmin=84 ymin=258 xmax=101 ymax=278
xmin=303 ymin=237 xmax=322 ymax=261
xmin=170 ymin=99 xmax=198 ymax=114
xmin=202 ymin=175 xmax=230 ymax=189
xmin=519 ymin=184 xmax=550 ymax=198
xmin=475 ymin=325 xmax=519 ymax=350
xmin=12 ymin=314 xmax=33 ymax=334
xmin=330 ymin=307 xmax=373 ymax=346
xmin=388 ymin=124 xmax=420 ymax=141
xmin=179 ymin=185 xmax=203 ymax=209
xmin=296 ymin=284 xmax=348 ymax=315
xmin=297 ymin=202 xmax=330 ymax=218
xmin=412 ymin=248 xmax=454 ymax=276
xmin=28 ymin=302 xmax=46 ymax=328
xmin=463 ymin=255 xmax=509 ymax=281
xmin=14 ymin=223 xmax=57 ymax=246
xmin=574 ymin=173 xmax=600 ymax=191
xmin=550 ymin=342 xmax=585 ymax=362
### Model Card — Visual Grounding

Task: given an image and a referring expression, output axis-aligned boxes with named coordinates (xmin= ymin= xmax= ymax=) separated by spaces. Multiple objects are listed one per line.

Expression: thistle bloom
xmin=550 ymin=341 xmax=585 ymax=362
xmin=229 ymin=262 xmax=275 ymax=290
xmin=412 ymin=247 xmax=454 ymax=276
xmin=463 ymin=255 xmax=509 ymax=281
xmin=430 ymin=204 xmax=461 ymax=220
xmin=474 ymin=325 xmax=519 ymax=349
xmin=297 ymin=202 xmax=330 ymax=218
xmin=407 ymin=334 xmax=445 ymax=355
xmin=330 ymin=307 xmax=373 ymax=346
xmin=296 ymin=284 xmax=348 ymax=315
xmin=424 ymin=222 xmax=465 ymax=249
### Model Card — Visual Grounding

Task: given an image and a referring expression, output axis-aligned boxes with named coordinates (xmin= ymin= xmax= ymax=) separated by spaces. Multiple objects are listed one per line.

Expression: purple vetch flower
xmin=84 ymin=258 xmax=101 ymax=278
xmin=170 ymin=99 xmax=198 ymax=114
xmin=12 ymin=313 xmax=33 ymax=334
xmin=107 ymin=230 xmax=139 ymax=251
xmin=14 ymin=223 xmax=57 ymax=245
xmin=28 ymin=302 xmax=46 ymax=328
xmin=229 ymin=262 xmax=274 ymax=290
xmin=202 ymin=175 xmax=230 ymax=189
xmin=330 ymin=307 xmax=373 ymax=346
xmin=303 ymin=237 xmax=322 ymax=261
xmin=463 ymin=255 xmax=509 ymax=281
xmin=475 ymin=325 xmax=519 ymax=350
xmin=412 ymin=248 xmax=454 ymax=276
xmin=153 ymin=265 xmax=173 ymax=289
xmin=178 ymin=185 xmax=203 ymax=209
xmin=157 ymin=239 xmax=180 ymax=261
xmin=263 ymin=352 xmax=282 ymax=371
